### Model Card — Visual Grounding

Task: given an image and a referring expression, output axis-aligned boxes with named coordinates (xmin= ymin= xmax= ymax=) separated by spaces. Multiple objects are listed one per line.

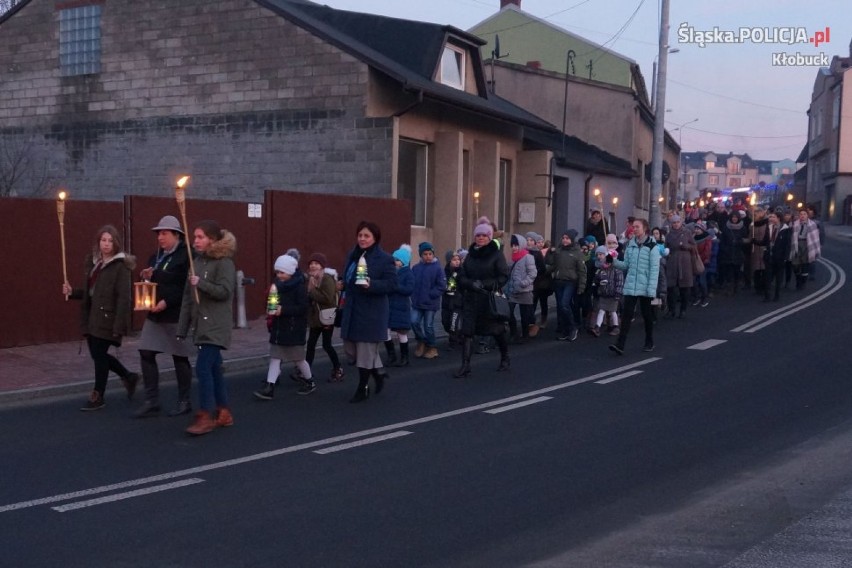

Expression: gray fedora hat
xmin=151 ymin=215 xmax=184 ymax=234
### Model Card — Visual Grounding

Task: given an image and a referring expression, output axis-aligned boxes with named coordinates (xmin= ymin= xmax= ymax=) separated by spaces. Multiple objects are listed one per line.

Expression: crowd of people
xmin=60 ymin=201 xmax=825 ymax=436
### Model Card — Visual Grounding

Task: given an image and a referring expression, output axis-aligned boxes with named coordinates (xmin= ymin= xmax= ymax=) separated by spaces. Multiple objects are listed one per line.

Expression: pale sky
xmin=317 ymin=0 xmax=850 ymax=162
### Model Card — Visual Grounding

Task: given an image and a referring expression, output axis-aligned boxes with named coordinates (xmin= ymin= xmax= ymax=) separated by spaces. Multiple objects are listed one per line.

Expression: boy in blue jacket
xmin=411 ymin=242 xmax=447 ymax=359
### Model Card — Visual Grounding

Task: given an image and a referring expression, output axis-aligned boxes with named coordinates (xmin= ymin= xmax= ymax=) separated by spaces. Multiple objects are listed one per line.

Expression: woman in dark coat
xmin=454 ymin=217 xmax=510 ymax=378
xmin=339 ymin=221 xmax=398 ymax=402
xmin=62 ymin=224 xmax=138 ymax=411
xmin=718 ymin=210 xmax=747 ymax=294
xmin=134 ymin=215 xmax=195 ymax=419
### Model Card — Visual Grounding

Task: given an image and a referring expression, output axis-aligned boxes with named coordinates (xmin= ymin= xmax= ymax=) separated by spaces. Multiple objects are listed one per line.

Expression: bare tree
xmin=0 ymin=135 xmax=57 ymax=197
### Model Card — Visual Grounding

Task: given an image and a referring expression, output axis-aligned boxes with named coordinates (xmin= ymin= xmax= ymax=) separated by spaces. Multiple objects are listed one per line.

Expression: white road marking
xmin=731 ymin=258 xmax=844 ymax=333
xmin=313 ymin=431 xmax=413 ymax=454
xmin=0 ymin=357 xmax=661 ymax=514
xmin=484 ymin=396 xmax=553 ymax=414
xmin=51 ymin=479 xmax=205 ymax=513
xmin=595 ymin=370 xmax=644 ymax=385
xmin=688 ymin=339 xmax=728 ymax=350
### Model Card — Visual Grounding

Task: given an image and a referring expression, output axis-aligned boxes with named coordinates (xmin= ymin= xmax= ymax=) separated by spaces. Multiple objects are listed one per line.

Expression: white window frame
xmin=439 ymin=45 xmax=465 ymax=90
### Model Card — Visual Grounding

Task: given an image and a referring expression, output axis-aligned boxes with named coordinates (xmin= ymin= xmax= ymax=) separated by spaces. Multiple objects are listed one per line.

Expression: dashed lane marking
xmin=485 ymin=396 xmax=553 ymax=414
xmin=688 ymin=339 xmax=728 ymax=350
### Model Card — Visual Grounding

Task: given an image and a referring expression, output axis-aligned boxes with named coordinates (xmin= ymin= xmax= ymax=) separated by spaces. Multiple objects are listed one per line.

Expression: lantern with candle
xmin=354 ymin=254 xmax=369 ymax=286
xmin=134 ymin=281 xmax=158 ymax=311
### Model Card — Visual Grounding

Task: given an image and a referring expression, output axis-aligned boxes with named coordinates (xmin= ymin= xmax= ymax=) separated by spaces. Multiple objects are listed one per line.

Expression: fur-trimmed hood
xmin=88 ymin=251 xmax=137 ymax=271
xmin=204 ymin=230 xmax=236 ymax=259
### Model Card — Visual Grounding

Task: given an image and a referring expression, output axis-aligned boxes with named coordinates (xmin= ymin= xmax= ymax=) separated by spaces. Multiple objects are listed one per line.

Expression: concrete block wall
xmin=0 ymin=0 xmax=393 ymax=199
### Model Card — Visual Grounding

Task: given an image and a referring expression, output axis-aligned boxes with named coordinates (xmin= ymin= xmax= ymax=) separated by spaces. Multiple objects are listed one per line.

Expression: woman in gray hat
xmin=134 ymin=215 xmax=195 ymax=418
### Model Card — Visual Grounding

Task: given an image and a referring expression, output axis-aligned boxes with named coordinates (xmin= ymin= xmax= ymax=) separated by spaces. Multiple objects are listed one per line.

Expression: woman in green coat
xmin=62 ymin=225 xmax=138 ymax=411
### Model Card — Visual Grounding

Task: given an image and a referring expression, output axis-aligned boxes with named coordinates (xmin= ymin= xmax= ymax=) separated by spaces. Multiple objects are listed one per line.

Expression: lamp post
xmin=649 ymin=0 xmax=671 ymax=229
xmin=671 ymin=118 xmax=698 ymax=205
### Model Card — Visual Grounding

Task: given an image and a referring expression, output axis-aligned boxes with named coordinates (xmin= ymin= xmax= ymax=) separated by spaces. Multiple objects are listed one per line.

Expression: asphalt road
xmin=2 ymin=237 xmax=851 ymax=568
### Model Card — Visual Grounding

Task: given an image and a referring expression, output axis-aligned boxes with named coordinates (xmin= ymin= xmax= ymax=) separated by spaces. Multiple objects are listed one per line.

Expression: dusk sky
xmin=317 ymin=0 xmax=849 ymax=162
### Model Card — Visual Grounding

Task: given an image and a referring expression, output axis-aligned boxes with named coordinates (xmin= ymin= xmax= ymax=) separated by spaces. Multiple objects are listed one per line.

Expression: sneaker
xmin=80 ymin=390 xmax=105 ymax=411
xmin=528 ymin=324 xmax=540 ymax=338
xmin=253 ymin=383 xmax=275 ymax=400
xmin=134 ymin=401 xmax=161 ymax=418
xmin=215 ymin=407 xmax=234 ymax=427
xmin=700 ymin=299 xmax=709 ymax=308
xmin=608 ymin=344 xmax=624 ymax=356
xmin=691 ymin=298 xmax=701 ymax=307
xmin=568 ymin=329 xmax=579 ymax=342
xmin=608 ymin=326 xmax=620 ymax=336
xmin=289 ymin=370 xmax=304 ymax=384
xmin=643 ymin=344 xmax=655 ymax=352
xmin=557 ymin=334 xmax=571 ymax=341
xmin=590 ymin=326 xmax=600 ymax=337
xmin=297 ymin=380 xmax=317 ymax=395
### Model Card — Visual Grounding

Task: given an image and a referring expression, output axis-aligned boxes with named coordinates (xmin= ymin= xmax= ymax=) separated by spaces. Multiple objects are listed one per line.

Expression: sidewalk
xmin=0 ymin=317 xmax=274 ymax=405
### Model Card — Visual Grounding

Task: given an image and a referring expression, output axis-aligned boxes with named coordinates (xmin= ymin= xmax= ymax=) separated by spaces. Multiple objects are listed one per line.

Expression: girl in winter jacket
xmin=386 ymin=244 xmax=415 ymax=367
xmin=591 ymin=246 xmax=624 ymax=337
xmin=63 ymin=225 xmax=138 ymax=411
xmin=506 ymin=234 xmax=537 ymax=343
xmin=177 ymin=220 xmax=237 ymax=435
xmin=254 ymin=252 xmax=313 ymax=401
xmin=304 ymin=253 xmax=343 ymax=382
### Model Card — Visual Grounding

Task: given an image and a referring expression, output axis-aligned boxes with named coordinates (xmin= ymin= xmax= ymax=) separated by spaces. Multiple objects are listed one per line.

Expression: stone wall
xmin=0 ymin=0 xmax=393 ymax=199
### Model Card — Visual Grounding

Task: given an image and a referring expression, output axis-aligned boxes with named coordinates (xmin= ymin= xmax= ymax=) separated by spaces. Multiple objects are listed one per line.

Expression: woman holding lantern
xmin=177 ymin=220 xmax=237 ymax=436
xmin=62 ymin=225 xmax=139 ymax=411
xmin=339 ymin=221 xmax=398 ymax=403
xmin=134 ymin=215 xmax=195 ymax=419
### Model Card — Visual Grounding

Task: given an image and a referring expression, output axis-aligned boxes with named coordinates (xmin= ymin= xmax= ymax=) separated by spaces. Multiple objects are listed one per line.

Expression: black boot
xmin=453 ymin=337 xmax=473 ymax=378
xmin=384 ymin=341 xmax=397 ymax=365
xmin=495 ymin=331 xmax=510 ymax=371
xmin=396 ymin=342 xmax=410 ymax=367
xmin=371 ymin=368 xmax=388 ymax=394
xmin=349 ymin=368 xmax=370 ymax=403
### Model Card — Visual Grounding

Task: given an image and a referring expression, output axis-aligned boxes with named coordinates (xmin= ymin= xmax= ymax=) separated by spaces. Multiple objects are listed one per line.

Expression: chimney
xmin=501 ymin=0 xmax=521 ymax=8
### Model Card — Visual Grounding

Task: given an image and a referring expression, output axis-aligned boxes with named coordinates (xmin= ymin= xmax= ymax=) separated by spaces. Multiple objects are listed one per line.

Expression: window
xmin=729 ymin=177 xmax=741 ymax=187
xmin=727 ymin=160 xmax=740 ymax=174
xmin=705 ymin=161 xmax=714 ymax=170
xmin=687 ymin=174 xmax=694 ymax=183
xmin=398 ymin=139 xmax=428 ymax=226
xmin=708 ymin=174 xmax=719 ymax=185
xmin=498 ymin=159 xmax=510 ymax=230
xmin=439 ymin=45 xmax=465 ymax=90
xmin=59 ymin=4 xmax=102 ymax=76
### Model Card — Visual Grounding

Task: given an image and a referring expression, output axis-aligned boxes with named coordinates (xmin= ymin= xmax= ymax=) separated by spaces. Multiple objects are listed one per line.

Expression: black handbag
xmin=488 ymin=291 xmax=511 ymax=321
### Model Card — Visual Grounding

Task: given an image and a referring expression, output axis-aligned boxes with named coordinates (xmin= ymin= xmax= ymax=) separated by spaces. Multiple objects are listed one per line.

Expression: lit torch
xmin=174 ymin=175 xmax=199 ymax=303
xmin=57 ymin=191 xmax=69 ymax=300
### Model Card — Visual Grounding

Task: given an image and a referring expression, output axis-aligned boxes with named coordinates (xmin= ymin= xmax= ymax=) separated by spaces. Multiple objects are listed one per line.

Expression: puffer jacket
xmin=506 ymin=249 xmax=536 ymax=304
xmin=177 ymin=230 xmax=236 ymax=349
xmin=71 ymin=252 xmax=135 ymax=343
xmin=388 ymin=265 xmax=414 ymax=330
xmin=307 ymin=270 xmax=338 ymax=329
xmin=411 ymin=259 xmax=446 ymax=311
xmin=457 ymin=239 xmax=509 ymax=336
xmin=613 ymin=235 xmax=660 ymax=298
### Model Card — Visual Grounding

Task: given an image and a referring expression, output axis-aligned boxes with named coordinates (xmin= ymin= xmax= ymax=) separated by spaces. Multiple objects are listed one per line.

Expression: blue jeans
xmin=553 ymin=280 xmax=578 ymax=334
xmin=411 ymin=308 xmax=438 ymax=347
xmin=196 ymin=344 xmax=227 ymax=412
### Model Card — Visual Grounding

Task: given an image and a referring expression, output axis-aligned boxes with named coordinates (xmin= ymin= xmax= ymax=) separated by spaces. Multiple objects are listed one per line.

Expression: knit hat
xmin=151 ymin=215 xmax=184 ymax=234
xmin=393 ymin=244 xmax=412 ymax=266
xmin=285 ymin=248 xmax=300 ymax=261
xmin=524 ymin=231 xmax=539 ymax=243
xmin=308 ymin=252 xmax=327 ymax=268
xmin=456 ymin=248 xmax=469 ymax=261
xmin=418 ymin=241 xmax=434 ymax=257
xmin=594 ymin=245 xmax=609 ymax=256
xmin=563 ymin=229 xmax=578 ymax=242
xmin=445 ymin=250 xmax=456 ymax=263
xmin=473 ymin=216 xmax=494 ymax=239
xmin=584 ymin=235 xmax=597 ymax=245
xmin=670 ymin=215 xmax=682 ymax=223
xmin=274 ymin=254 xmax=298 ymax=275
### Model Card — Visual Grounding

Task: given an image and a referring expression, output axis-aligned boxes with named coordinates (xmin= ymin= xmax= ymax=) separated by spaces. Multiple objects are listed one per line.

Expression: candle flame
xmin=176 ymin=175 xmax=190 ymax=189
xmin=612 ymin=197 xmax=618 ymax=205
xmin=58 ymin=191 xmax=67 ymax=201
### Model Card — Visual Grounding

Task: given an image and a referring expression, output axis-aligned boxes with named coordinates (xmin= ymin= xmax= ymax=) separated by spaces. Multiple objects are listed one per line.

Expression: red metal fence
xmin=0 ymin=191 xmax=410 ymax=347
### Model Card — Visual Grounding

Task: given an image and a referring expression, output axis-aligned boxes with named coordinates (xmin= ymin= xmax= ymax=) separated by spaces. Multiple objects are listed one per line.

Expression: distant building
xmin=805 ymin=39 xmax=852 ymax=224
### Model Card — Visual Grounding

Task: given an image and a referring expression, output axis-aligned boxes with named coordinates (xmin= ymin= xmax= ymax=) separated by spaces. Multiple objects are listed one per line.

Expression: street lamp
xmin=651 ymin=48 xmax=679 ymax=110
xmin=672 ymin=118 xmax=699 ymax=204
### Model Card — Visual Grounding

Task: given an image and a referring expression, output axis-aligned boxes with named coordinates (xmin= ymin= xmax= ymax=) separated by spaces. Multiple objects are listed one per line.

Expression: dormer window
xmin=440 ymin=45 xmax=465 ymax=90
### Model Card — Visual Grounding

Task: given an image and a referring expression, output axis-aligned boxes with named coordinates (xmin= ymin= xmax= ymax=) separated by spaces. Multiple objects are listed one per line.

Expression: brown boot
xmin=414 ymin=342 xmax=426 ymax=358
xmin=186 ymin=411 xmax=216 ymax=436
xmin=422 ymin=346 xmax=439 ymax=359
xmin=215 ymin=407 xmax=234 ymax=427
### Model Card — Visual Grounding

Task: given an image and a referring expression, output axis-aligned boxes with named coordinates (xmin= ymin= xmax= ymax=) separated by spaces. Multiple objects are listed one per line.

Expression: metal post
xmin=235 ymin=270 xmax=255 ymax=328
xmin=649 ymin=0 xmax=670 ymax=229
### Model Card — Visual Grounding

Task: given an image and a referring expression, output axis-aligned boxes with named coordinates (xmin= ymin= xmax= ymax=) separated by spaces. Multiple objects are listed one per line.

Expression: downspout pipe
xmin=393 ymin=89 xmax=424 ymax=117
